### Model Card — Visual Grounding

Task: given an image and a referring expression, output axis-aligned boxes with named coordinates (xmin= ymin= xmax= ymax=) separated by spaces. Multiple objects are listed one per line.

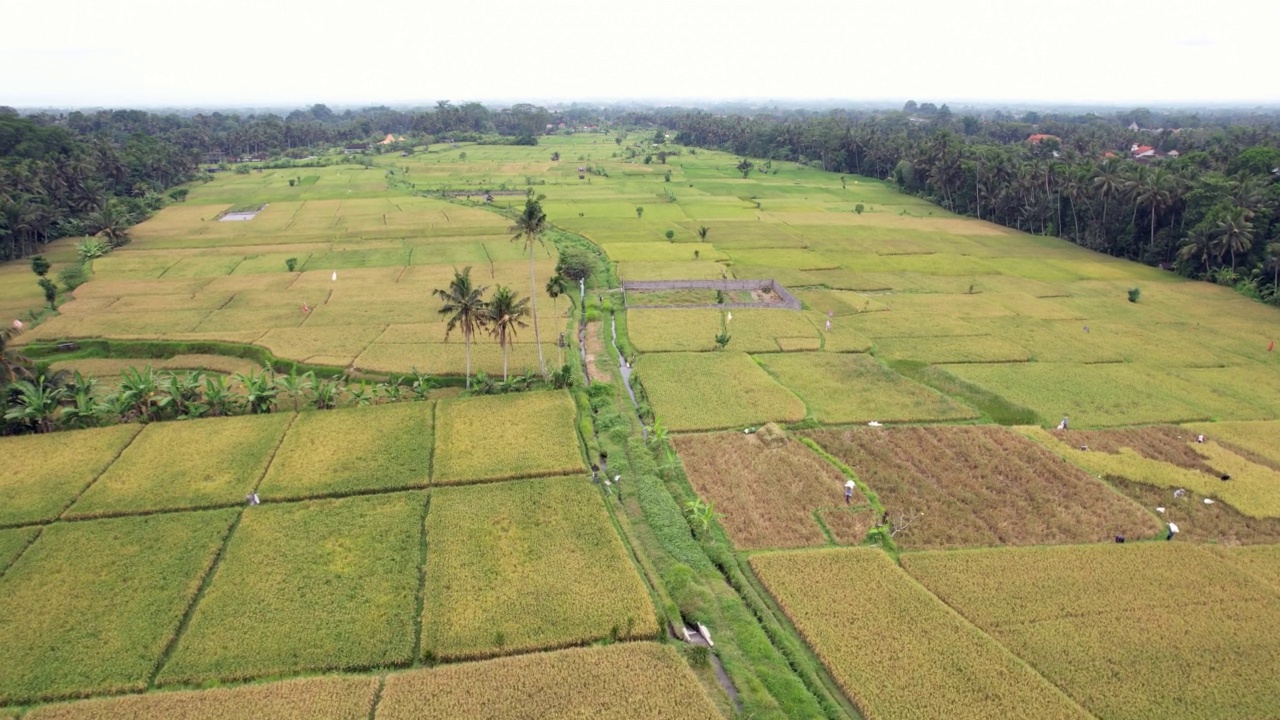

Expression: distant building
xmin=1027 ymin=134 xmax=1060 ymax=144
xmin=1128 ymin=121 xmax=1140 ymax=131
xmin=376 ymin=134 xmax=405 ymax=145
xmin=343 ymin=143 xmax=370 ymax=154
xmin=1131 ymin=144 xmax=1156 ymax=159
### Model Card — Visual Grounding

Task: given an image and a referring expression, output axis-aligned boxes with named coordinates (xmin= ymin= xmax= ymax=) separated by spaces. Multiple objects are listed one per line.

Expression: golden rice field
xmin=751 ymin=548 xmax=1088 ymax=720
xmin=256 ymin=401 xmax=433 ymax=499
xmin=47 ymin=354 xmax=263 ymax=380
xmin=673 ymin=431 xmax=865 ymax=549
xmin=431 ymin=391 xmax=584 ymax=484
xmin=0 ymin=527 xmax=38 ymax=573
xmin=1186 ymin=419 xmax=1280 ymax=468
xmin=903 ymin=543 xmax=1280 ymax=720
xmin=1212 ymin=543 xmax=1280 ymax=591
xmin=65 ymin=413 xmax=293 ymax=518
xmin=1021 ymin=426 xmax=1280 ymax=518
xmin=637 ymin=352 xmax=806 ymax=432
xmin=0 ymin=424 xmax=141 ymax=526
xmin=24 ymin=675 xmax=379 ymax=720
xmin=421 ymin=476 xmax=658 ymax=661
xmin=755 ymin=352 xmax=976 ymax=424
xmin=377 ymin=643 xmax=721 ymax=720
xmin=159 ymin=493 xmax=424 ymax=684
xmin=0 ymin=510 xmax=237 ymax=704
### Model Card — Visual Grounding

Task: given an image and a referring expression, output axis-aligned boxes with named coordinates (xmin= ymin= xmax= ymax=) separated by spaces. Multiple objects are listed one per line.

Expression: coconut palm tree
xmin=1091 ymin=159 xmax=1124 ymax=250
xmin=434 ymin=266 xmax=490 ymax=390
xmin=1133 ymin=167 xmax=1176 ymax=259
xmin=1178 ymin=226 xmax=1216 ymax=277
xmin=488 ymin=285 xmax=530 ymax=381
xmin=545 ymin=273 xmax=569 ymax=366
xmin=510 ymin=196 xmax=548 ymax=378
xmin=1214 ymin=207 xmax=1254 ymax=274
xmin=1266 ymin=241 xmax=1280 ymax=291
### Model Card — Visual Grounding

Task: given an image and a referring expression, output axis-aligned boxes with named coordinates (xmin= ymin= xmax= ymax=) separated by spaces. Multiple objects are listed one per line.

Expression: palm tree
xmin=510 ymin=197 xmax=548 ymax=378
xmin=1266 ymin=241 xmax=1280 ymax=291
xmin=434 ymin=266 xmax=490 ymax=390
xmin=1178 ymin=226 xmax=1216 ymax=277
xmin=1091 ymin=159 xmax=1124 ymax=250
xmin=1133 ymin=167 xmax=1175 ymax=259
xmin=696 ymin=226 xmax=710 ymax=242
xmin=1214 ymin=207 xmax=1254 ymax=274
xmin=545 ymin=273 xmax=569 ymax=367
xmin=488 ymin=285 xmax=530 ymax=381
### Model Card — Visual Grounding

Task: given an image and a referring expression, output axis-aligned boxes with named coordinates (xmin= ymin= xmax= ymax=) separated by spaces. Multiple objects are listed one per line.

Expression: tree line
xmin=665 ymin=106 xmax=1280 ymax=302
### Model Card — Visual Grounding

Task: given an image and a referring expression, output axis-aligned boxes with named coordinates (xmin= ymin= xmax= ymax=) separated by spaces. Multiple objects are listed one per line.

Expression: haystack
xmin=756 ymin=422 xmax=787 ymax=448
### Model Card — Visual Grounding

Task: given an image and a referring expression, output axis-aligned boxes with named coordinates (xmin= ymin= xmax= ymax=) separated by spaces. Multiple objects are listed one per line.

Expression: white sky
xmin=1 ymin=0 xmax=1277 ymax=109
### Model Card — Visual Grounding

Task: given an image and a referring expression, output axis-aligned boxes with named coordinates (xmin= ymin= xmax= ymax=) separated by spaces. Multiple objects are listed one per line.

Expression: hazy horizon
xmin=3 ymin=0 xmax=1277 ymax=109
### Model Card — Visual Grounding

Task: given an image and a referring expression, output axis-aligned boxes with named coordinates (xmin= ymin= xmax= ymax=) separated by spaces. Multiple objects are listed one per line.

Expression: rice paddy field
xmin=4 ymin=131 xmax=1280 ymax=718
xmin=902 ymin=544 xmax=1280 ymax=720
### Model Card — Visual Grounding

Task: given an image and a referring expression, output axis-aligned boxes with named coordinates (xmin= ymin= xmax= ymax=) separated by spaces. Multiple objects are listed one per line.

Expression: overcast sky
xmin=2 ymin=0 xmax=1276 ymax=109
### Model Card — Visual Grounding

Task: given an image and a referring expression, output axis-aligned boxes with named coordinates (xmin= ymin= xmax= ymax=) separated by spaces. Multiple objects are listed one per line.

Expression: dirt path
xmin=585 ymin=322 xmax=612 ymax=382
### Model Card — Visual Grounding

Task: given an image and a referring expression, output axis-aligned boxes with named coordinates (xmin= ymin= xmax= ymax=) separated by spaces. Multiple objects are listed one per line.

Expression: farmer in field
xmin=1057 ymin=415 xmax=1069 ymax=430
xmin=844 ymin=479 xmax=855 ymax=505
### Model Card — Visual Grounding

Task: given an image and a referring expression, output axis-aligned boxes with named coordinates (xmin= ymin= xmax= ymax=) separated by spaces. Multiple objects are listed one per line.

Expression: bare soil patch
xmin=804 ymin=426 xmax=1162 ymax=550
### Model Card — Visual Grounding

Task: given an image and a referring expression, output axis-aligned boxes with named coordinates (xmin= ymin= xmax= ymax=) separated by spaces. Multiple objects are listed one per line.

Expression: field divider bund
xmin=410 ymin=492 xmax=431 ymax=665
xmin=146 ymin=508 xmax=244 ymax=688
xmin=53 ymin=423 xmax=146 ymax=523
xmin=0 ymin=526 xmax=45 ymax=583
xmin=366 ymin=675 xmax=387 ymax=720
xmin=621 ymin=278 xmax=802 ymax=311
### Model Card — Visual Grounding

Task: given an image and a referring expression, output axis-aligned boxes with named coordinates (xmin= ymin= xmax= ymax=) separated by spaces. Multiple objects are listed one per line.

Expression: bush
xmin=285 ymin=257 xmax=298 ymax=272
xmin=58 ymin=263 xmax=89 ymax=291
xmin=1128 ymin=287 xmax=1141 ymax=303
xmin=665 ymin=230 xmax=675 ymax=240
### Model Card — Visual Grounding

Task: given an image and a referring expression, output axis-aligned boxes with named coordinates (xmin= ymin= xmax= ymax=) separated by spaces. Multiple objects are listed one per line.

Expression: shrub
xmin=1128 ymin=286 xmax=1141 ymax=303
xmin=58 ymin=263 xmax=89 ymax=292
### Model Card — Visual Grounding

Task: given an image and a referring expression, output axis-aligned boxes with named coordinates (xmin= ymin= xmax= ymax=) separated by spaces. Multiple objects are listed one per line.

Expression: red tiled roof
xmin=1027 ymin=134 xmax=1059 ymax=143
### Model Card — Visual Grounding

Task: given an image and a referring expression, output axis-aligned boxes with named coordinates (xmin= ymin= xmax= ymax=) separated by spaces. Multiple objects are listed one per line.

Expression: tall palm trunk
xmin=528 ymin=243 xmax=546 ymax=378
xmin=464 ymin=330 xmax=472 ymax=390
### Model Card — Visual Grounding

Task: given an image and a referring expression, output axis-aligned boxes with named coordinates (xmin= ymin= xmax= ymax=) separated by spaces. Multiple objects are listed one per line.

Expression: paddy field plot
xmin=0 ymin=527 xmax=38 ymax=573
xmin=160 ymin=492 xmax=424 ymax=684
xmin=751 ymin=548 xmax=1087 ymax=720
xmin=757 ymin=353 xmax=976 ymax=425
xmin=1020 ymin=426 xmax=1280 ymax=518
xmin=46 ymin=355 xmax=262 ymax=382
xmin=940 ymin=361 xmax=1275 ymax=427
xmin=903 ymin=543 xmax=1280 ymax=720
xmin=257 ymin=402 xmax=433 ymax=499
xmin=421 ymin=477 xmax=657 ymax=661
xmin=636 ymin=352 xmax=806 ymax=432
xmin=0 ymin=424 xmax=140 ymax=526
xmin=1106 ymin=475 xmax=1280 ymax=545
xmin=0 ymin=510 xmax=237 ymax=704
xmin=1213 ymin=544 xmax=1280 ymax=591
xmin=377 ymin=643 xmax=720 ymax=720
xmin=25 ymin=675 xmax=379 ymax=720
xmin=803 ymin=426 xmax=1160 ymax=549
xmin=1187 ymin=419 xmax=1280 ymax=468
xmin=67 ymin=413 xmax=292 ymax=518
xmin=431 ymin=391 xmax=583 ymax=484
xmin=673 ymin=431 xmax=866 ymax=549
